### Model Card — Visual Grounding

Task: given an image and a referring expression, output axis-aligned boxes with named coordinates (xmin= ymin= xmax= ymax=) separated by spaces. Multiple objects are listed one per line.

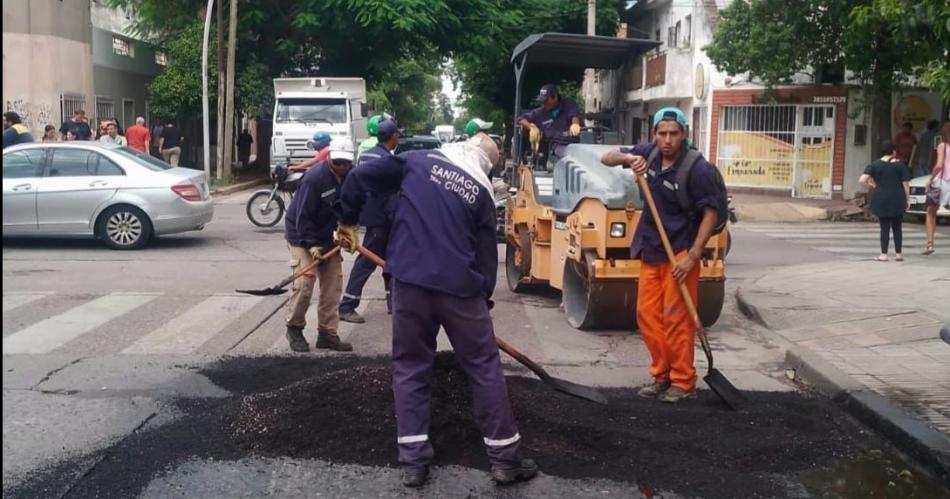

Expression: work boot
xmin=315 ymin=331 xmax=353 ymax=352
xmin=491 ymin=459 xmax=539 ymax=485
xmin=401 ymin=466 xmax=429 ymax=488
xmin=658 ymin=386 xmax=696 ymax=404
xmin=339 ymin=309 xmax=366 ymax=324
xmin=285 ymin=326 xmax=309 ymax=353
xmin=637 ymin=380 xmax=671 ymax=399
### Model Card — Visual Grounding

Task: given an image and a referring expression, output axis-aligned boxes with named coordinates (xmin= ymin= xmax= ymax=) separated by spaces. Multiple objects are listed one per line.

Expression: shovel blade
xmin=549 ymin=377 xmax=609 ymax=405
xmin=704 ymin=368 xmax=747 ymax=411
xmin=235 ymin=287 xmax=288 ymax=296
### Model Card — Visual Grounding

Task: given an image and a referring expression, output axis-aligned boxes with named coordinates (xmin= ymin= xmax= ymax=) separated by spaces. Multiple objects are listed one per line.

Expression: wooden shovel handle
xmin=277 ymin=245 xmax=341 ymax=288
xmin=635 ymin=174 xmax=714 ymax=369
xmin=356 ymin=245 xmax=386 ymax=267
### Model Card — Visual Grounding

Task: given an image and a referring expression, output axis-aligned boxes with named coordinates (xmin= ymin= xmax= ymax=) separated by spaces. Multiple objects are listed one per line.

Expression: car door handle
xmin=12 ymin=183 xmax=32 ymax=191
xmin=89 ymin=180 xmax=109 ymax=187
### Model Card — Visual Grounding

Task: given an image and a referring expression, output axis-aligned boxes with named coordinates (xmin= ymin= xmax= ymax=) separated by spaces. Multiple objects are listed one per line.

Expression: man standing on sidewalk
xmin=282 ymin=138 xmax=356 ymax=353
xmin=600 ymin=108 xmax=722 ymax=404
xmin=159 ymin=121 xmax=183 ymax=166
xmin=338 ymin=118 xmax=402 ymax=323
xmin=336 ymin=134 xmax=537 ymax=487
xmin=125 ymin=117 xmax=151 ymax=153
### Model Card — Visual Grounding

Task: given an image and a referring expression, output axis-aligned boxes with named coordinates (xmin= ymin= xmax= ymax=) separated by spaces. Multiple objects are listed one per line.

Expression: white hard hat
xmin=328 ymin=137 xmax=355 ymax=162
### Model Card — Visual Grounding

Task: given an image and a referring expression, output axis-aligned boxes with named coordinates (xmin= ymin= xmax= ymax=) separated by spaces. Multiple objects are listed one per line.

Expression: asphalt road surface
xmin=4 ymin=190 xmax=948 ymax=498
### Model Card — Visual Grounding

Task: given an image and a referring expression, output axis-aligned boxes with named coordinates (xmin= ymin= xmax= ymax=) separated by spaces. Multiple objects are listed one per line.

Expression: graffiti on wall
xmin=5 ymin=99 xmax=56 ymax=135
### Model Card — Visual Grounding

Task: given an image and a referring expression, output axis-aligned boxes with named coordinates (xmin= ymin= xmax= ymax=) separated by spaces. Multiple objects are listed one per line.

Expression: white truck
xmin=270 ymin=77 xmax=368 ymax=167
xmin=433 ymin=125 xmax=455 ymax=143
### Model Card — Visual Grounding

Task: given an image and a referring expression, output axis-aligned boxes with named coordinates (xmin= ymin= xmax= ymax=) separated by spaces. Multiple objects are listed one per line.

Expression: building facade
xmin=3 ymin=0 xmax=162 ymax=137
xmin=599 ymin=0 xmax=945 ymax=200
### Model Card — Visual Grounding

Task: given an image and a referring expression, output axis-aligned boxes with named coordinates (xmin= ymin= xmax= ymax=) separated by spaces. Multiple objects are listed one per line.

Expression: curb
xmin=785 ymin=346 xmax=950 ymax=487
xmin=734 ymin=287 xmax=769 ymax=328
xmin=210 ymin=178 xmax=269 ymax=196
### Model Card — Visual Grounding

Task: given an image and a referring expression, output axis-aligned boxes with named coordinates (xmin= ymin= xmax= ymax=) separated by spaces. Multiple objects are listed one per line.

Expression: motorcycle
xmin=245 ymin=163 xmax=305 ymax=227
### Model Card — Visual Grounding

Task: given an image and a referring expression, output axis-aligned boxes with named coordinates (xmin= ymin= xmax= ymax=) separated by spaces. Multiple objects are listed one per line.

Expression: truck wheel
xmin=562 ymin=255 xmax=637 ymax=330
xmin=698 ymin=280 xmax=725 ymax=327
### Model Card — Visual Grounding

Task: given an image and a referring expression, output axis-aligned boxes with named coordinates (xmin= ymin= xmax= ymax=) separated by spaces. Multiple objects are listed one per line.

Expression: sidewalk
xmin=737 ymin=259 xmax=950 ymax=482
xmin=731 ymin=192 xmax=865 ymax=223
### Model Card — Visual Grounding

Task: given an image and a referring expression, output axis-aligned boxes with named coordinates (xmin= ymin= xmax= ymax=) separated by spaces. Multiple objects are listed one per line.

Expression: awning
xmin=510 ymin=33 xmax=659 ymax=69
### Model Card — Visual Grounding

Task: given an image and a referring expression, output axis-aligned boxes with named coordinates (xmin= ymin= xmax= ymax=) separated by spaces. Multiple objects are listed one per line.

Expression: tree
xmin=222 ymin=0 xmax=238 ymax=181
xmin=705 ymin=0 xmax=948 ymax=154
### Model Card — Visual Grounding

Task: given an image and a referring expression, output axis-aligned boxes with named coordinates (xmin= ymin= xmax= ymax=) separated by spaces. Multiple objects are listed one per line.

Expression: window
xmin=96 ymin=96 xmax=114 ymax=129
xmin=154 ymin=50 xmax=167 ymax=66
xmin=112 ymin=36 xmax=132 ymax=57
xmin=113 ymin=147 xmax=172 ymax=171
xmin=60 ymin=94 xmax=85 ymax=125
xmin=274 ymin=98 xmax=347 ymax=124
xmin=3 ymin=149 xmax=46 ymax=178
xmin=48 ymin=148 xmax=96 ymax=177
xmin=685 ymin=15 xmax=692 ymax=46
xmin=93 ymin=153 xmax=126 ymax=176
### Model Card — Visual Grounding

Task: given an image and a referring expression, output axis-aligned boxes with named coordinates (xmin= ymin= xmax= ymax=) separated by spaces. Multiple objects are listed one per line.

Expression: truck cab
xmin=270 ymin=78 xmax=368 ymax=167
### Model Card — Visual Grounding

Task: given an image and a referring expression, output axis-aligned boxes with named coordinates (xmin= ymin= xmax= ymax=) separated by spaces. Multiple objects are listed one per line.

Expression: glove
xmin=308 ymin=246 xmax=324 ymax=260
xmin=569 ymin=123 xmax=581 ymax=137
xmin=335 ymin=223 xmax=360 ymax=253
xmin=528 ymin=124 xmax=541 ymax=145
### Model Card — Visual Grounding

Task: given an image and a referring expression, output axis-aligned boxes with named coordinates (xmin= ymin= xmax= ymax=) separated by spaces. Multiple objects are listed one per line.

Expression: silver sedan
xmin=2 ymin=142 xmax=213 ymax=249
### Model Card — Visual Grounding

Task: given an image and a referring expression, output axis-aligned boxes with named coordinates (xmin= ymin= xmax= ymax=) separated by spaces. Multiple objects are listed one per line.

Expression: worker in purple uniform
xmin=282 ymin=138 xmax=356 ymax=353
xmin=517 ymin=83 xmax=582 ymax=160
xmin=338 ymin=119 xmax=402 ymax=323
xmin=336 ymin=134 xmax=538 ymax=488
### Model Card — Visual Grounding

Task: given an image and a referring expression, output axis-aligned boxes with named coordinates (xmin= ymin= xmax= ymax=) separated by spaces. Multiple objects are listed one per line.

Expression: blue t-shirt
xmin=621 ymin=144 xmax=721 ymax=265
xmin=353 ymin=143 xmax=396 ymax=228
xmin=284 ymin=161 xmax=345 ymax=249
xmin=338 ymin=150 xmax=497 ymax=299
xmin=518 ymin=98 xmax=582 ymax=147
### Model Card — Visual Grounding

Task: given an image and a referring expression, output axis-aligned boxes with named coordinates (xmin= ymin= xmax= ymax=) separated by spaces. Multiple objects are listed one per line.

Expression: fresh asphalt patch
xmin=5 ymin=354 xmax=947 ymax=499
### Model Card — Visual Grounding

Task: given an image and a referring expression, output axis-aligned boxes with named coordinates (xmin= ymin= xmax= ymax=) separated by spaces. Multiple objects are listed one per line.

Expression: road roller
xmin=505 ymin=33 xmax=727 ymax=330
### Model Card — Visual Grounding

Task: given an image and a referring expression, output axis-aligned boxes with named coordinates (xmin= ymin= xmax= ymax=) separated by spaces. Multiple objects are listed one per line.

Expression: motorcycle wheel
xmin=246 ymin=190 xmax=286 ymax=227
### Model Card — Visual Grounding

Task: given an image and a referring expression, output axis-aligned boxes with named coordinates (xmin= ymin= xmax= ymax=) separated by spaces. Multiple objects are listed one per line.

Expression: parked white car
xmin=2 ymin=142 xmax=213 ymax=249
xmin=907 ymin=174 xmax=950 ymax=221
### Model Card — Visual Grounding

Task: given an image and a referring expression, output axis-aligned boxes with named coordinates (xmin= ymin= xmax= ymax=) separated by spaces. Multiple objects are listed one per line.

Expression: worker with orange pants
xmin=601 ymin=108 xmax=721 ymax=403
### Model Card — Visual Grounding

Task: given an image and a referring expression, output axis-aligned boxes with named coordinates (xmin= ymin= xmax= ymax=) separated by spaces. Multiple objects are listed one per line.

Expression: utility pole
xmin=584 ymin=0 xmax=596 ymax=119
xmin=200 ymin=0 xmax=215 ymax=181
xmin=216 ymin=0 xmax=225 ymax=180
xmin=222 ymin=0 xmax=238 ymax=181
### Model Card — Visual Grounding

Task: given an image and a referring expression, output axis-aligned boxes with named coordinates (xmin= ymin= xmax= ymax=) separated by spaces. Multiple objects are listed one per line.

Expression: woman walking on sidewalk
xmin=922 ymin=122 xmax=950 ymax=255
xmin=860 ymin=141 xmax=911 ymax=261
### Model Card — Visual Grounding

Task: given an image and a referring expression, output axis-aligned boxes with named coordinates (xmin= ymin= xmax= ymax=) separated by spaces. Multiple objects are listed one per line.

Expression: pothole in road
xmin=7 ymin=354 xmax=946 ymax=499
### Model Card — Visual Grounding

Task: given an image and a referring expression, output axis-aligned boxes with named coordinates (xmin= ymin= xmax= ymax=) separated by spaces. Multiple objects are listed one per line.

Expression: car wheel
xmin=96 ymin=205 xmax=153 ymax=250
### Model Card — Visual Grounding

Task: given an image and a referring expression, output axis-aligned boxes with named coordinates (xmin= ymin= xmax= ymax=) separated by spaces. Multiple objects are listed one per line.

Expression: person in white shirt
xmin=99 ymin=122 xmax=127 ymax=146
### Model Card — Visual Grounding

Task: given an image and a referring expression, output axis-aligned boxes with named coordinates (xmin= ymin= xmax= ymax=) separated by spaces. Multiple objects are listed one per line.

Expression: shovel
xmin=635 ymin=174 xmax=746 ymax=410
xmin=353 ymin=244 xmax=608 ymax=405
xmin=236 ymin=246 xmax=342 ymax=296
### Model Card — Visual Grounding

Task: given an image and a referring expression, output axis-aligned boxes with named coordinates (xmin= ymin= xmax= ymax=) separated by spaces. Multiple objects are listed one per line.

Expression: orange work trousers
xmin=637 ymin=251 xmax=700 ymax=391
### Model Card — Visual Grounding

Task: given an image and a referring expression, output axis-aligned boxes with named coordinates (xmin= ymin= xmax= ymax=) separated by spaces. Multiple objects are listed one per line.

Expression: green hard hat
xmin=367 ymin=115 xmax=382 ymax=135
xmin=464 ymin=118 xmax=493 ymax=136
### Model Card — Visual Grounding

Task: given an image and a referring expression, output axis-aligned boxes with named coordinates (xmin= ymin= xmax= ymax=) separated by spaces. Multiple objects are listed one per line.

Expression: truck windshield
xmin=275 ymin=98 xmax=347 ymax=124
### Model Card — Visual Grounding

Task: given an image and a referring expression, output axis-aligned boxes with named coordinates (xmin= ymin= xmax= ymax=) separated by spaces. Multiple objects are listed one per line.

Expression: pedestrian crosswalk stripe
xmin=760 ymin=233 xmax=927 ymax=240
xmin=122 ymin=294 xmax=264 ymax=355
xmin=2 ymin=292 xmax=54 ymax=313
xmin=3 ymin=293 xmax=159 ymax=354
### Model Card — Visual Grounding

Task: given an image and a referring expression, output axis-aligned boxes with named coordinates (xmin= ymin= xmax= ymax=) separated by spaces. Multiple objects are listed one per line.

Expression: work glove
xmin=528 ymin=124 xmax=541 ymax=145
xmin=335 ymin=223 xmax=360 ymax=253
xmin=569 ymin=123 xmax=581 ymax=137
xmin=308 ymin=246 xmax=324 ymax=260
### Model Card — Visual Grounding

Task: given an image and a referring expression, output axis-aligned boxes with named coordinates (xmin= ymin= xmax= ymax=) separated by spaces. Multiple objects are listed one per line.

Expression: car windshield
xmin=275 ymin=98 xmax=347 ymax=124
xmin=111 ymin=147 xmax=174 ymax=171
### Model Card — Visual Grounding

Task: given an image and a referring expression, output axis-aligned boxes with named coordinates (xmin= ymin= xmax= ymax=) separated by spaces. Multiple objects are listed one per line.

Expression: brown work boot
xmin=285 ymin=326 xmax=309 ymax=352
xmin=315 ymin=331 xmax=353 ymax=352
xmin=637 ymin=380 xmax=671 ymax=399
xmin=658 ymin=386 xmax=696 ymax=404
